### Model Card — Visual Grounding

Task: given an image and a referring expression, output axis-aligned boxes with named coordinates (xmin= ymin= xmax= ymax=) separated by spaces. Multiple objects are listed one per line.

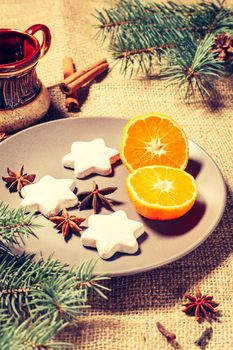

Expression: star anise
xmin=2 ymin=166 xmax=36 ymax=193
xmin=50 ymin=209 xmax=85 ymax=238
xmin=0 ymin=133 xmax=9 ymax=142
xmin=211 ymin=32 xmax=233 ymax=62
xmin=182 ymin=286 xmax=219 ymax=321
xmin=78 ymin=181 xmax=117 ymax=214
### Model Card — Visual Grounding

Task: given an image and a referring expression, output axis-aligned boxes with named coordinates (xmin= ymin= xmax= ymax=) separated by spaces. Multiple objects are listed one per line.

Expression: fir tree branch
xmin=183 ymin=1 xmax=233 ymax=36
xmin=94 ymin=0 xmax=233 ymax=98
xmin=94 ymin=0 xmax=195 ymax=34
xmin=0 ymin=252 xmax=110 ymax=348
xmin=94 ymin=0 xmax=230 ymax=41
xmin=206 ymin=0 xmax=226 ymax=33
xmin=95 ymin=0 xmax=231 ymax=77
xmin=0 ymin=202 xmax=111 ymax=348
xmin=160 ymin=35 xmax=225 ymax=99
xmin=110 ymin=24 xmax=194 ymax=76
xmin=0 ymin=253 xmax=110 ymax=321
xmin=0 ymin=203 xmax=39 ymax=250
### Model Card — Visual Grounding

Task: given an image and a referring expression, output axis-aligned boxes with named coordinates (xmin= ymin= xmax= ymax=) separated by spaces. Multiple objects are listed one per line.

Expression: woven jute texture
xmin=1 ymin=1 xmax=233 ymax=349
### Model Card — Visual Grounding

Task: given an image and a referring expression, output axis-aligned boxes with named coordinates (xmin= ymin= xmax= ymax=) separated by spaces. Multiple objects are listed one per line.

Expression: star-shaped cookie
xmin=20 ymin=175 xmax=78 ymax=217
xmin=62 ymin=138 xmax=120 ymax=178
xmin=81 ymin=210 xmax=145 ymax=259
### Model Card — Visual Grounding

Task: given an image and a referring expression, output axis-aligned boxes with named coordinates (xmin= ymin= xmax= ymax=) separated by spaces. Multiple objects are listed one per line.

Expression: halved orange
xmin=126 ymin=166 xmax=197 ymax=220
xmin=120 ymin=113 xmax=189 ymax=172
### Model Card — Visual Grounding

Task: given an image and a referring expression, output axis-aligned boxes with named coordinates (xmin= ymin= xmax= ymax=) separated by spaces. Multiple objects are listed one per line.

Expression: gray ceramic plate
xmin=0 ymin=117 xmax=226 ymax=276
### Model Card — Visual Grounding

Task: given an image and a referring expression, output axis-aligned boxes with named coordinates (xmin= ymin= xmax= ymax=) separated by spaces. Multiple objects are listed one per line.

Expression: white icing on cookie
xmin=20 ymin=175 xmax=78 ymax=218
xmin=81 ymin=210 xmax=144 ymax=259
xmin=62 ymin=138 xmax=120 ymax=178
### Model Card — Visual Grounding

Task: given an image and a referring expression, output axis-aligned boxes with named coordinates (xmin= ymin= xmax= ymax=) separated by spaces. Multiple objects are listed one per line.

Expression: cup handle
xmin=26 ymin=24 xmax=51 ymax=58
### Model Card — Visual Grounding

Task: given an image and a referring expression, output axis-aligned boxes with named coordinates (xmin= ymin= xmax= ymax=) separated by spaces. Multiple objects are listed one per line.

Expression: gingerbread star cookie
xmin=81 ymin=210 xmax=144 ymax=259
xmin=20 ymin=175 xmax=78 ymax=217
xmin=62 ymin=138 xmax=120 ymax=178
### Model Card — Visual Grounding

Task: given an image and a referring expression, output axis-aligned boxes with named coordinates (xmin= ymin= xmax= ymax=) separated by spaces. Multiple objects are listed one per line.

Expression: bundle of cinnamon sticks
xmin=61 ymin=58 xmax=109 ymax=111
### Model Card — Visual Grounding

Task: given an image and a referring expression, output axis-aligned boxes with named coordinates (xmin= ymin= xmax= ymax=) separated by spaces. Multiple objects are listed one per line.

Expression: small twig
xmin=1 ymin=284 xmax=41 ymax=295
xmin=1 ymin=288 xmax=31 ymax=295
xmin=2 ymin=222 xmax=31 ymax=231
xmin=100 ymin=20 xmax=137 ymax=28
xmin=100 ymin=20 xmax=199 ymax=33
xmin=116 ymin=44 xmax=176 ymax=59
xmin=75 ymin=280 xmax=97 ymax=289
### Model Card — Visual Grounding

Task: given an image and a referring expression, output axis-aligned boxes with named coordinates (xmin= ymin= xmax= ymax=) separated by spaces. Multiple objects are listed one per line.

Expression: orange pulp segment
xmin=126 ymin=165 xmax=197 ymax=220
xmin=120 ymin=113 xmax=189 ymax=172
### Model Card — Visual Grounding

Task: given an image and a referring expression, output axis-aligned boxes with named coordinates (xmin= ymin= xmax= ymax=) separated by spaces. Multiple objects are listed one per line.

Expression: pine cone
xmin=211 ymin=32 xmax=233 ymax=62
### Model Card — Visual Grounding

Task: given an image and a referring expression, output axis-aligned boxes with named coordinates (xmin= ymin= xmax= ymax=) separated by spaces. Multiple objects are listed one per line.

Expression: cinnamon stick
xmin=62 ymin=57 xmax=79 ymax=111
xmin=63 ymin=58 xmax=107 ymax=85
xmin=60 ymin=59 xmax=109 ymax=95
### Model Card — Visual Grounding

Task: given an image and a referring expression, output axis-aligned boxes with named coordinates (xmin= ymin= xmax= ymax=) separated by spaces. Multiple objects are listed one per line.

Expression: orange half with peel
xmin=126 ymin=166 xmax=197 ymax=220
xmin=120 ymin=113 xmax=189 ymax=172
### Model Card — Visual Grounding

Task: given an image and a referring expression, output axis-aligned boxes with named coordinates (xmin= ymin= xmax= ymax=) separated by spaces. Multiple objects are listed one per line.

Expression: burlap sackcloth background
xmin=1 ymin=0 xmax=233 ymax=349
